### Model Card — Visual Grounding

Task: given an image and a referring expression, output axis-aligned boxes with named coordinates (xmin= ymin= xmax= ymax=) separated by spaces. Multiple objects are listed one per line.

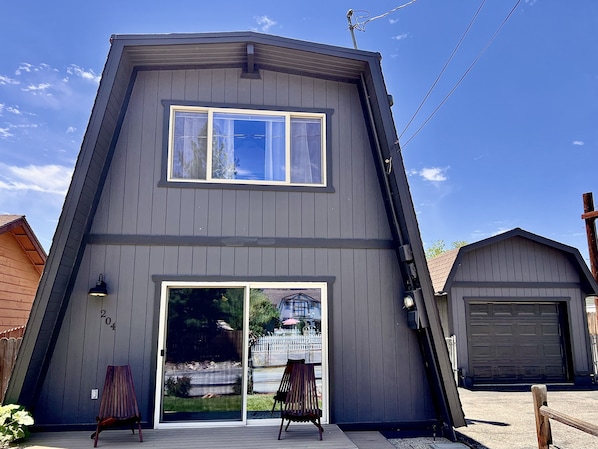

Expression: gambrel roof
xmin=427 ymin=228 xmax=598 ymax=294
xmin=6 ymin=32 xmax=464 ymax=428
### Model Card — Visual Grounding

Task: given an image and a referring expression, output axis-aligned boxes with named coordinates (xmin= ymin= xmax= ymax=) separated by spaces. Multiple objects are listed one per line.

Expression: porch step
xmin=345 ymin=431 xmax=397 ymax=448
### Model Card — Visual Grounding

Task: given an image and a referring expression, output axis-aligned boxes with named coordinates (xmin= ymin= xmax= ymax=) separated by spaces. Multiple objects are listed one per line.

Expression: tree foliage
xmin=425 ymin=239 xmax=467 ymax=259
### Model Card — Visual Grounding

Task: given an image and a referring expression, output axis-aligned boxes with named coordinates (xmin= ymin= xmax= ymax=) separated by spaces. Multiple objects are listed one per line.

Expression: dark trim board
xmin=463 ymin=296 xmax=572 ymax=303
xmin=454 ymin=281 xmax=583 ymax=289
xmin=85 ymin=234 xmax=395 ymax=249
xmin=151 ymin=275 xmax=336 ymax=283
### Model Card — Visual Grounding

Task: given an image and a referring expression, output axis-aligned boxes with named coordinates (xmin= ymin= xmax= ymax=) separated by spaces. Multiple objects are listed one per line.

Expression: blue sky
xmin=0 ymin=0 xmax=596 ymax=264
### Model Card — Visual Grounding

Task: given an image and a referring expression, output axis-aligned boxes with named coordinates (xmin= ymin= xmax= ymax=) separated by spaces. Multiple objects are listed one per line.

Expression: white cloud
xmin=67 ymin=126 xmax=76 ymax=133
xmin=573 ymin=140 xmax=584 ymax=146
xmin=392 ymin=33 xmax=409 ymax=41
xmin=22 ymin=83 xmax=52 ymax=94
xmin=0 ymin=75 xmax=19 ymax=85
xmin=419 ymin=167 xmax=448 ymax=182
xmin=15 ymin=63 xmax=32 ymax=75
xmin=0 ymin=163 xmax=72 ymax=194
xmin=524 ymin=0 xmax=538 ymax=5
xmin=0 ymin=127 xmax=13 ymax=138
xmin=66 ymin=64 xmax=101 ymax=83
xmin=6 ymin=106 xmax=21 ymax=115
xmin=254 ymin=15 xmax=277 ymax=32
xmin=389 ymin=18 xmax=399 ymax=24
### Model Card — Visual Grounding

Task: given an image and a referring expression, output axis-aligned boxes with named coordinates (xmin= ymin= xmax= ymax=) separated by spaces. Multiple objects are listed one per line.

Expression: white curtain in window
xmin=173 ymin=112 xmax=207 ymax=179
xmin=291 ymin=118 xmax=321 ymax=184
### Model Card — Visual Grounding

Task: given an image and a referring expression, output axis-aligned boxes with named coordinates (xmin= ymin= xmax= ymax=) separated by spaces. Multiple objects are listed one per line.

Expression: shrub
xmin=165 ymin=376 xmax=192 ymax=397
xmin=0 ymin=404 xmax=33 ymax=447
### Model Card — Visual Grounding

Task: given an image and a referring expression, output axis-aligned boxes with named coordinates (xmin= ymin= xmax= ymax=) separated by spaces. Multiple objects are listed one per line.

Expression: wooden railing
xmin=532 ymin=384 xmax=598 ymax=449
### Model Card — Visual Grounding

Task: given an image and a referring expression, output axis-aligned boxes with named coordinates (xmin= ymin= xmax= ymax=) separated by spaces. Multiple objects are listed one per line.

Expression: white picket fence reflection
xmin=251 ymin=334 xmax=322 ymax=367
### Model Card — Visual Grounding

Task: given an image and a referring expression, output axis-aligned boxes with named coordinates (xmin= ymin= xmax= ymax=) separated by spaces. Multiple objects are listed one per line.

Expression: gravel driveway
xmin=456 ymin=387 xmax=598 ymax=449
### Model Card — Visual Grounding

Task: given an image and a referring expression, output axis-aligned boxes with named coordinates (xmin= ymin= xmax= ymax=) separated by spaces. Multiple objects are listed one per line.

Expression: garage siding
xmin=467 ymin=302 xmax=567 ymax=383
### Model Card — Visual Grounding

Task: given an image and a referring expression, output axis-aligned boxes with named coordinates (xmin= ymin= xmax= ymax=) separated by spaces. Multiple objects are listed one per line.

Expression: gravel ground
xmin=456 ymin=387 xmax=598 ymax=449
xmin=388 ymin=436 xmax=469 ymax=448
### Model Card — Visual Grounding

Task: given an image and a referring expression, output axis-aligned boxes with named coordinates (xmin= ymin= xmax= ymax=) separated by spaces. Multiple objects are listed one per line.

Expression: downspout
xmin=359 ymin=73 xmax=461 ymax=437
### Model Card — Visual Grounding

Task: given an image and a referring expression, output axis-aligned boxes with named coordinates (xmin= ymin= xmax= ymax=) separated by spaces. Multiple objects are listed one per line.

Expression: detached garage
xmin=429 ymin=228 xmax=598 ymax=387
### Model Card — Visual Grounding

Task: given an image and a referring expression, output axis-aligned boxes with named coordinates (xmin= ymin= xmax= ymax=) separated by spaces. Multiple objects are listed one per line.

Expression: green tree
xmin=425 ymin=239 xmax=467 ymax=259
xmin=248 ymin=290 xmax=280 ymax=338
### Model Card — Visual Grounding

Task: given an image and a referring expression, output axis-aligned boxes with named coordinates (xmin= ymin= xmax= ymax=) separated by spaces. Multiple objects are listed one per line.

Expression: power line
xmin=347 ymin=1 xmax=419 ymax=49
xmin=358 ymin=0 xmax=418 ymax=30
xmin=399 ymin=0 xmax=487 ymax=140
xmin=401 ymin=0 xmax=522 ymax=150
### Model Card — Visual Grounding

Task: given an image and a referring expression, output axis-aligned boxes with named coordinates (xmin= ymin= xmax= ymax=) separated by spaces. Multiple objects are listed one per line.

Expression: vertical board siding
xmin=35 ymin=67 xmax=434 ymax=426
xmin=94 ymin=68 xmax=391 ymax=241
xmin=37 ymin=244 xmax=431 ymax=425
xmin=457 ymin=238 xmax=580 ymax=284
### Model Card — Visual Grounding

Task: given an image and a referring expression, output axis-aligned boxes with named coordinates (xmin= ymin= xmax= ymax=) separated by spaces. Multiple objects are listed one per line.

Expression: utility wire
xmin=357 ymin=0 xmax=418 ymax=31
xmin=399 ymin=0 xmax=487 ymax=140
xmin=401 ymin=0 xmax=522 ymax=150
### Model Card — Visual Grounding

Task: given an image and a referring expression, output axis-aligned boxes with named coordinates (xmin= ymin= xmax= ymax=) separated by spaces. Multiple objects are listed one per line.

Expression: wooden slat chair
xmin=271 ymin=358 xmax=304 ymax=415
xmin=278 ymin=363 xmax=323 ymax=440
xmin=92 ymin=365 xmax=143 ymax=447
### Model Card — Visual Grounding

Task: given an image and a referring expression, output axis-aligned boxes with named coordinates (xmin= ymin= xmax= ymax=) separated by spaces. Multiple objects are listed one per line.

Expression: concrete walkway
xmin=346 ymin=431 xmax=468 ymax=449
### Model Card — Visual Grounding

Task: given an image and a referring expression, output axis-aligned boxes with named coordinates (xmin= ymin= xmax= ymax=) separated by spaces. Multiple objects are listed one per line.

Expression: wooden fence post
xmin=532 ymin=384 xmax=552 ymax=449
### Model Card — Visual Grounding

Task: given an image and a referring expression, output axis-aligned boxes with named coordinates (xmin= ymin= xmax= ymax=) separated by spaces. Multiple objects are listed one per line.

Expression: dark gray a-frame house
xmin=6 ymin=32 xmax=464 ymax=436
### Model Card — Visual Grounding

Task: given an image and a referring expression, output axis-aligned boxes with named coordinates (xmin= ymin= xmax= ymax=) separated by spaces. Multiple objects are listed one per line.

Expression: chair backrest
xmin=284 ymin=363 xmax=320 ymax=415
xmin=277 ymin=359 xmax=304 ymax=395
xmin=98 ymin=365 xmax=141 ymax=420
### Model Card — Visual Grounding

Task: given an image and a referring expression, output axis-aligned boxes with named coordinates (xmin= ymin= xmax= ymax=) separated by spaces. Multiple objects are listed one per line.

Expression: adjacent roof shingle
xmin=427 ymin=248 xmax=459 ymax=294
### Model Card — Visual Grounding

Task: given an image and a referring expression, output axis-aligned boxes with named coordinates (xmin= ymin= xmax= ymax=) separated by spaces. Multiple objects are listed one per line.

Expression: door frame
xmin=154 ymin=281 xmax=329 ymax=428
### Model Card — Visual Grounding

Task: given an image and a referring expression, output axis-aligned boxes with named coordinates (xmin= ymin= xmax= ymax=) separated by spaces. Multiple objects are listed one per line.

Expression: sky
xmin=0 ymin=0 xmax=596 ymax=265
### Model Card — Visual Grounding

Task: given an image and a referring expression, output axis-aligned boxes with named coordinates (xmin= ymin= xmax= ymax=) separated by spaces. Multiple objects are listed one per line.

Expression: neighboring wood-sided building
xmin=428 ymin=228 xmax=598 ymax=387
xmin=6 ymin=32 xmax=464 ymax=437
xmin=0 ymin=215 xmax=46 ymax=332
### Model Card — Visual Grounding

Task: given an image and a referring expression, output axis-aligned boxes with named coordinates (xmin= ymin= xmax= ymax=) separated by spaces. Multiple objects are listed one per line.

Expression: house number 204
xmin=100 ymin=310 xmax=116 ymax=330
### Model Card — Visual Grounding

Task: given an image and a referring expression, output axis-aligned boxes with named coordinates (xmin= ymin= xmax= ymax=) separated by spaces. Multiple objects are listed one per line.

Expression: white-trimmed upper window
xmin=168 ymin=106 xmax=326 ymax=186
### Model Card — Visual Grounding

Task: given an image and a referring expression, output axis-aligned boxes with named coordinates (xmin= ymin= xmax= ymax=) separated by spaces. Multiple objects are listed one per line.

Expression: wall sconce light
xmin=88 ymin=274 xmax=108 ymax=297
xmin=404 ymin=288 xmax=428 ymax=330
xmin=403 ymin=294 xmax=415 ymax=310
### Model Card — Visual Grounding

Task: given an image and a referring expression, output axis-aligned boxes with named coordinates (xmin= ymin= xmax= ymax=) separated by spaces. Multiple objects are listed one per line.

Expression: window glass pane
xmin=248 ymin=288 xmax=322 ymax=420
xmin=172 ymin=111 xmax=208 ymax=179
xmin=162 ymin=287 xmax=245 ymax=422
xmin=290 ymin=117 xmax=322 ymax=184
xmin=212 ymin=113 xmax=285 ymax=181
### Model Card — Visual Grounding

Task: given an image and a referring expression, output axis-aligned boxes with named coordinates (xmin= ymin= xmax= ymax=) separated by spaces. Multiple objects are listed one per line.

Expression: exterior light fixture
xmin=403 ymin=294 xmax=415 ymax=310
xmin=88 ymin=274 xmax=108 ymax=297
xmin=404 ymin=289 xmax=428 ymax=330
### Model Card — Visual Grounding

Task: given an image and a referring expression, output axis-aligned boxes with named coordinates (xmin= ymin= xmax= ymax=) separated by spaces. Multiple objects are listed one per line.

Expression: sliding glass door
xmin=155 ymin=282 xmax=327 ymax=427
